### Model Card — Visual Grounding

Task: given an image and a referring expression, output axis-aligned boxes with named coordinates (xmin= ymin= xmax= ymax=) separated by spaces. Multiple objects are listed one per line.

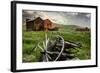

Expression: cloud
xmin=22 ymin=10 xmax=91 ymax=27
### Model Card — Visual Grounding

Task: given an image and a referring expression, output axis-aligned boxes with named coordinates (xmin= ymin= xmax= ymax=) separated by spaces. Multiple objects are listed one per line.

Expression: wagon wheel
xmin=37 ymin=34 xmax=65 ymax=62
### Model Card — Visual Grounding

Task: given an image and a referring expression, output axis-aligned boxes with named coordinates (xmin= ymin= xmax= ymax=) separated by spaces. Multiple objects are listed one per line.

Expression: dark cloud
xmin=22 ymin=10 xmax=91 ymax=27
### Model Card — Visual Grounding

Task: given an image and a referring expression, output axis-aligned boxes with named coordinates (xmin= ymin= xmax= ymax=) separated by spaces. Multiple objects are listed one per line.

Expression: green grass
xmin=22 ymin=25 xmax=91 ymax=62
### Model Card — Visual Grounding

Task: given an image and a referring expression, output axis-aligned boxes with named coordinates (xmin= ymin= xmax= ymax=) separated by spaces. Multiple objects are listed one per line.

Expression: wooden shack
xmin=26 ymin=17 xmax=44 ymax=31
xmin=26 ymin=17 xmax=58 ymax=31
xmin=26 ymin=20 xmax=34 ymax=31
xmin=33 ymin=17 xmax=44 ymax=31
xmin=76 ymin=27 xmax=90 ymax=31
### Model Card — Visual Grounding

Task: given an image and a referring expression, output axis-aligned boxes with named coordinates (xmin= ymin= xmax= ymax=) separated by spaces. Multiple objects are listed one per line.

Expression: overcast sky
xmin=22 ymin=10 xmax=91 ymax=28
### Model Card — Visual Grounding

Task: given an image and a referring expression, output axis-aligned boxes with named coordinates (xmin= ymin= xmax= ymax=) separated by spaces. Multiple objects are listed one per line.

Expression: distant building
xmin=76 ymin=27 xmax=90 ymax=31
xmin=26 ymin=17 xmax=58 ymax=31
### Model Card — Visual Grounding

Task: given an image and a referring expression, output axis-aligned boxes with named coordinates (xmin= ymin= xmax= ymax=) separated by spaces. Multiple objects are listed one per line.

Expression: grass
xmin=22 ymin=25 xmax=91 ymax=62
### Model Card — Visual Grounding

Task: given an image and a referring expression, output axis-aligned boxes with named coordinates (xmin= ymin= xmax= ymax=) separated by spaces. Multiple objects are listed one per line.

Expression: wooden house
xmin=76 ymin=27 xmax=90 ymax=31
xmin=26 ymin=17 xmax=44 ymax=31
xmin=26 ymin=17 xmax=58 ymax=31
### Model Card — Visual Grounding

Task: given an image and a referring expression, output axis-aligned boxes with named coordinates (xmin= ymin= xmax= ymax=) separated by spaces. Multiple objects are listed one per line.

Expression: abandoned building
xmin=26 ymin=17 xmax=44 ymax=31
xmin=26 ymin=17 xmax=58 ymax=31
xmin=76 ymin=27 xmax=90 ymax=31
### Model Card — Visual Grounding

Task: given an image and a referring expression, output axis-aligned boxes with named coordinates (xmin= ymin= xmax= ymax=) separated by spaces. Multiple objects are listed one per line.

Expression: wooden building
xmin=26 ymin=17 xmax=44 ymax=31
xmin=76 ymin=27 xmax=90 ymax=31
xmin=26 ymin=17 xmax=58 ymax=31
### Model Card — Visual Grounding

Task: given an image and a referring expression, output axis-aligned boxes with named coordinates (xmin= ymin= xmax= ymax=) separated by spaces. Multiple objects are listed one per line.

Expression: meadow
xmin=22 ymin=25 xmax=91 ymax=62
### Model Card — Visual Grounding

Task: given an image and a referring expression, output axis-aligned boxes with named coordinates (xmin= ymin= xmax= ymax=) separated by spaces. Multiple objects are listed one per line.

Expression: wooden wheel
xmin=37 ymin=34 xmax=65 ymax=62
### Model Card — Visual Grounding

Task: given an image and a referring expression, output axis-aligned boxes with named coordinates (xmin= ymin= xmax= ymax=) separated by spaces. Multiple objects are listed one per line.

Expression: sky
xmin=22 ymin=10 xmax=91 ymax=28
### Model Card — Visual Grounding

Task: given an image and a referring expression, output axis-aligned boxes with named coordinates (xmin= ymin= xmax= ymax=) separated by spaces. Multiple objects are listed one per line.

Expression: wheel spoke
xmin=47 ymin=54 xmax=52 ymax=60
xmin=45 ymin=53 xmax=49 ymax=62
xmin=47 ymin=51 xmax=59 ymax=54
xmin=43 ymin=41 xmax=46 ymax=49
xmin=38 ymin=44 xmax=44 ymax=51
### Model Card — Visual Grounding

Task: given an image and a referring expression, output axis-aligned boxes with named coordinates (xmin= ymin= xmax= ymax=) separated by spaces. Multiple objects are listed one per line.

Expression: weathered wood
xmin=56 ymin=41 xmax=81 ymax=49
xmin=39 ymin=35 xmax=81 ymax=61
xmin=26 ymin=17 xmax=59 ymax=31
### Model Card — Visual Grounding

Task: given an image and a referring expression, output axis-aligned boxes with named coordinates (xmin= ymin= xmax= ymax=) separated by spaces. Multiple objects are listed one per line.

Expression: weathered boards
xmin=26 ymin=17 xmax=59 ymax=31
xmin=39 ymin=36 xmax=81 ymax=61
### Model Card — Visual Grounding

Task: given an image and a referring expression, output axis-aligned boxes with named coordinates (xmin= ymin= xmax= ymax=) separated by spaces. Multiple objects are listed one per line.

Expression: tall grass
xmin=22 ymin=25 xmax=91 ymax=62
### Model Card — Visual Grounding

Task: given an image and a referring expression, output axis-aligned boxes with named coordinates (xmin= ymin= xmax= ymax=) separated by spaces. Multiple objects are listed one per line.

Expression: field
xmin=22 ymin=25 xmax=91 ymax=62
